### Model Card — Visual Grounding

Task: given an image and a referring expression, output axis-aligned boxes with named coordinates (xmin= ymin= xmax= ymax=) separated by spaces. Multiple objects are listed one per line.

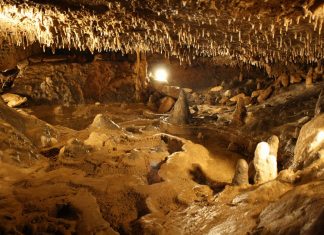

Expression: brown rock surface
xmin=292 ymin=114 xmax=324 ymax=170
xmin=168 ymin=90 xmax=191 ymax=125
xmin=158 ymin=96 xmax=175 ymax=113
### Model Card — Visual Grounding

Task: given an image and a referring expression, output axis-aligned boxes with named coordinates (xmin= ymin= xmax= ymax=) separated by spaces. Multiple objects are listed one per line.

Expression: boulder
xmin=158 ymin=96 xmax=175 ymax=113
xmin=290 ymin=73 xmax=302 ymax=84
xmin=84 ymin=132 xmax=109 ymax=149
xmin=1 ymin=93 xmax=27 ymax=108
xmin=152 ymin=83 xmax=192 ymax=99
xmin=251 ymin=90 xmax=261 ymax=98
xmin=229 ymin=93 xmax=246 ymax=102
xmin=230 ymin=93 xmax=252 ymax=106
xmin=223 ymin=90 xmax=232 ymax=97
xmin=279 ymin=73 xmax=289 ymax=87
xmin=257 ymin=86 xmax=273 ymax=103
xmin=292 ymin=114 xmax=324 ymax=170
xmin=210 ymin=86 xmax=223 ymax=92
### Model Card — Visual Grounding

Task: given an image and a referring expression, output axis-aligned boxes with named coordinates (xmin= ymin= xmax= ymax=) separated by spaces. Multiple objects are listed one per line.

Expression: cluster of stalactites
xmin=0 ymin=0 xmax=323 ymax=66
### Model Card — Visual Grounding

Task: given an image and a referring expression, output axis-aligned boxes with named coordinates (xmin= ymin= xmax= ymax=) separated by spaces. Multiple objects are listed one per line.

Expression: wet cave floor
xmin=0 ymin=102 xmax=242 ymax=234
xmin=0 ymin=81 xmax=323 ymax=235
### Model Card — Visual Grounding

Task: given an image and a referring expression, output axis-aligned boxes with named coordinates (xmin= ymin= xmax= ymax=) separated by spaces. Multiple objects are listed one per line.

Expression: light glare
xmin=154 ymin=68 xmax=168 ymax=83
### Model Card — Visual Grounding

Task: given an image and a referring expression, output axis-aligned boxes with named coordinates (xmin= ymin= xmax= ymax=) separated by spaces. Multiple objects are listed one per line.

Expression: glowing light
xmin=153 ymin=68 xmax=169 ymax=83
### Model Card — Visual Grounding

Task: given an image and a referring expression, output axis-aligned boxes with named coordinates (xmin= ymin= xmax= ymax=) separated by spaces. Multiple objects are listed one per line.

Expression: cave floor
xmin=0 ymin=81 xmax=324 ymax=234
xmin=0 ymin=102 xmax=243 ymax=234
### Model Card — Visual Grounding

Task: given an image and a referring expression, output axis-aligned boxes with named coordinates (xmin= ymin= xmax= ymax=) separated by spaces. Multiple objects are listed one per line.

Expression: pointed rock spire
xmin=168 ymin=89 xmax=191 ymax=125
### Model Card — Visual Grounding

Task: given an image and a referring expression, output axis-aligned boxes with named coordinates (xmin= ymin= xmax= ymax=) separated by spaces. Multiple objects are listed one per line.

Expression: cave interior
xmin=0 ymin=0 xmax=323 ymax=234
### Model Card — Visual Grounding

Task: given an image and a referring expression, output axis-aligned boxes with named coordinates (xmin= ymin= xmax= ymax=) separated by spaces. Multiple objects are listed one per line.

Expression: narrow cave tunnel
xmin=0 ymin=0 xmax=323 ymax=234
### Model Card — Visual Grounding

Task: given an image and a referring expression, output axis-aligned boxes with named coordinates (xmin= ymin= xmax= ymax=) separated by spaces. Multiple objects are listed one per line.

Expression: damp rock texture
xmin=253 ymin=141 xmax=278 ymax=184
xmin=11 ymin=59 xmax=146 ymax=104
xmin=232 ymin=159 xmax=249 ymax=186
xmin=0 ymin=0 xmax=323 ymax=67
xmin=293 ymin=114 xmax=324 ymax=170
xmin=168 ymin=89 xmax=191 ymax=125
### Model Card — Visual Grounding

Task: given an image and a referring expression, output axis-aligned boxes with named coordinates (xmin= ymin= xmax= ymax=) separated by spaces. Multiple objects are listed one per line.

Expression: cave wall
xmin=0 ymin=41 xmax=41 ymax=71
xmin=10 ymin=53 xmax=147 ymax=105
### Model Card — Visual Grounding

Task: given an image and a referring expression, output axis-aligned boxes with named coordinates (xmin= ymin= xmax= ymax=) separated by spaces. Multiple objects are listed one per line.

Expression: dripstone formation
xmin=253 ymin=141 xmax=278 ymax=184
xmin=232 ymin=158 xmax=249 ymax=186
xmin=168 ymin=89 xmax=191 ymax=125
xmin=0 ymin=0 xmax=323 ymax=234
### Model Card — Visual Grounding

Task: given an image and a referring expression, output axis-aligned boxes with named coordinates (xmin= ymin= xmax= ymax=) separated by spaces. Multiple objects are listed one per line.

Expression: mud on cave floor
xmin=0 ymin=80 xmax=324 ymax=234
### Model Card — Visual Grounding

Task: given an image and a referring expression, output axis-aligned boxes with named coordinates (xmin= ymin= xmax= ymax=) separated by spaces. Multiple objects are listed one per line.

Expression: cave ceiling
xmin=0 ymin=0 xmax=323 ymax=66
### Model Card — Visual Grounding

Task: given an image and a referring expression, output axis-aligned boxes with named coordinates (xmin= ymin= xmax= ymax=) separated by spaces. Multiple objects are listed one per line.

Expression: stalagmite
xmin=267 ymin=135 xmax=279 ymax=180
xmin=168 ymin=89 xmax=191 ymax=125
xmin=231 ymin=97 xmax=246 ymax=125
xmin=254 ymin=142 xmax=270 ymax=184
xmin=306 ymin=67 xmax=314 ymax=87
xmin=232 ymin=159 xmax=249 ymax=186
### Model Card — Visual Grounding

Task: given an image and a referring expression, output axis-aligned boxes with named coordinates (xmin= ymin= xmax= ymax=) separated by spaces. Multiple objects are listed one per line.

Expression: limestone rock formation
xmin=158 ymin=96 xmax=175 ymax=113
xmin=306 ymin=67 xmax=314 ymax=87
xmin=168 ymin=89 xmax=191 ymax=125
xmin=0 ymin=95 xmax=58 ymax=148
xmin=210 ymin=86 xmax=223 ymax=92
xmin=254 ymin=141 xmax=278 ymax=184
xmin=290 ymin=74 xmax=302 ymax=84
xmin=292 ymin=114 xmax=324 ymax=170
xmin=314 ymin=89 xmax=323 ymax=117
xmin=0 ymin=0 xmax=323 ymax=234
xmin=84 ymin=132 xmax=110 ymax=149
xmin=89 ymin=114 xmax=120 ymax=130
xmin=267 ymin=135 xmax=279 ymax=180
xmin=257 ymin=86 xmax=273 ymax=103
xmin=255 ymin=182 xmax=324 ymax=234
xmin=1 ymin=93 xmax=27 ymax=107
xmin=278 ymin=73 xmax=289 ymax=87
xmin=231 ymin=97 xmax=247 ymax=125
xmin=232 ymin=159 xmax=249 ymax=186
